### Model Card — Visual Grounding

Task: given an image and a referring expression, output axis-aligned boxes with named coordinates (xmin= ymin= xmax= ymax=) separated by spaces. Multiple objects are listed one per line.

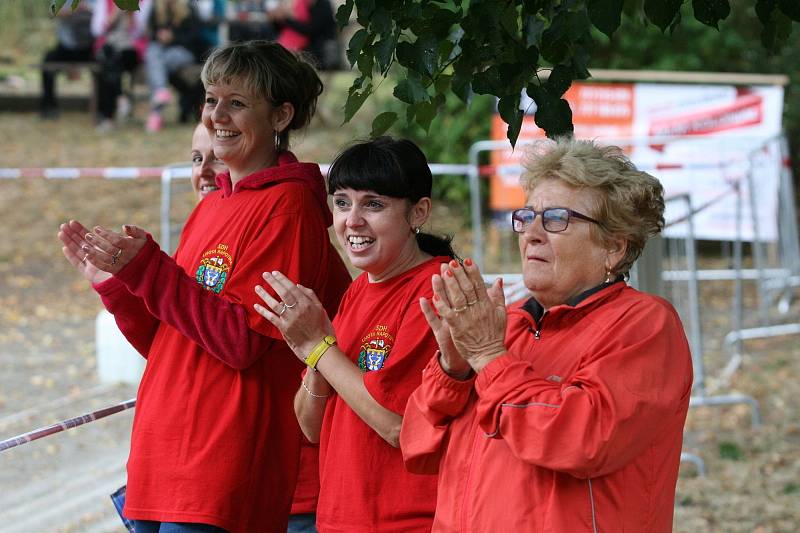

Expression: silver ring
xmin=466 ymin=299 xmax=478 ymax=306
xmin=111 ymin=254 xmax=118 ymax=265
xmin=284 ymin=301 xmax=296 ymax=309
xmin=277 ymin=303 xmax=288 ymax=316
xmin=81 ymin=254 xmax=88 ymax=264
xmin=452 ymin=305 xmax=468 ymax=313
xmin=112 ymin=248 xmax=123 ymax=259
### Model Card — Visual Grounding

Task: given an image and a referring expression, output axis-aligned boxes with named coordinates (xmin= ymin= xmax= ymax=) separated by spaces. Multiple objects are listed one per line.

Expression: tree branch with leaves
xmin=58 ymin=0 xmax=799 ymax=145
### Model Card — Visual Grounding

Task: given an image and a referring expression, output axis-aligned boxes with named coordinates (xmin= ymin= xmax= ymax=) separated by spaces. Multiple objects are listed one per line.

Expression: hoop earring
xmin=274 ymin=130 xmax=280 ymax=151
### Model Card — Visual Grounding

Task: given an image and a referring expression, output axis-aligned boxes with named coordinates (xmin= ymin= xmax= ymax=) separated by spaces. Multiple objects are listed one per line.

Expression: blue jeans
xmin=133 ymin=521 xmax=229 ymax=533
xmin=287 ymin=513 xmax=317 ymax=533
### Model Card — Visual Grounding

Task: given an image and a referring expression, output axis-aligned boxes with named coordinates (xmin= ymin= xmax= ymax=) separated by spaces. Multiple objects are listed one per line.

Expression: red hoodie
xmin=401 ymin=282 xmax=692 ymax=532
xmin=96 ymin=152 xmax=351 ymax=532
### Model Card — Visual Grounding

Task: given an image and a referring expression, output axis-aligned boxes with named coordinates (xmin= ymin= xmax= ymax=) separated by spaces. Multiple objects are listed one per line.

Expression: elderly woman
xmin=400 ymin=139 xmax=693 ymax=532
xmin=58 ymin=41 xmax=351 ymax=533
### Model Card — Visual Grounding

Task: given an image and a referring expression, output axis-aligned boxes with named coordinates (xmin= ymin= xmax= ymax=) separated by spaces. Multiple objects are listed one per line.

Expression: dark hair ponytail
xmin=328 ymin=136 xmax=456 ymax=259
xmin=416 ymin=231 xmax=456 ymax=259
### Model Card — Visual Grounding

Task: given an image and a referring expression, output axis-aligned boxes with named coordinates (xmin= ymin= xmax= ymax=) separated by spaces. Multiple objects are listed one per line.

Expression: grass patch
xmin=718 ymin=441 xmax=744 ymax=461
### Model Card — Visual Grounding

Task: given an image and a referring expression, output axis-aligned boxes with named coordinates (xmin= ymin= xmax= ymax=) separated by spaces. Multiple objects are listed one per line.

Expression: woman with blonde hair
xmin=401 ymin=138 xmax=693 ymax=532
xmin=59 ymin=41 xmax=351 ymax=532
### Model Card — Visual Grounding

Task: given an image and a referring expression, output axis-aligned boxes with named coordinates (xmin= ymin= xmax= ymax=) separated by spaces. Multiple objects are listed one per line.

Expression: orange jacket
xmin=401 ymin=282 xmax=692 ymax=532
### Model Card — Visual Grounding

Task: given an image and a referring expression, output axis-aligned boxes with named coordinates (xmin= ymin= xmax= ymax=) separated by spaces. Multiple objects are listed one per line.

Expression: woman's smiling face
xmin=190 ymin=123 xmax=226 ymax=200
xmin=332 ymin=188 xmax=426 ymax=281
xmin=201 ymin=79 xmax=290 ymax=180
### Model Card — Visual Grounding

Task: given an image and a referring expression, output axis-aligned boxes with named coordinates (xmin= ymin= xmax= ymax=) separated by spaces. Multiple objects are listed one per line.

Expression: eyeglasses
xmin=511 ymin=207 xmax=601 ymax=233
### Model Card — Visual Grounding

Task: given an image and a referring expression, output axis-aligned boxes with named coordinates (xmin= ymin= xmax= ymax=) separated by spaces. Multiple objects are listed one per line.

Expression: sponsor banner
xmin=490 ymin=82 xmax=784 ymax=241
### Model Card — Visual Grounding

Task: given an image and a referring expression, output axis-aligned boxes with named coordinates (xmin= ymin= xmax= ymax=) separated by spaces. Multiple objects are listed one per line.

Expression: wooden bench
xmin=39 ymin=61 xmax=100 ymax=115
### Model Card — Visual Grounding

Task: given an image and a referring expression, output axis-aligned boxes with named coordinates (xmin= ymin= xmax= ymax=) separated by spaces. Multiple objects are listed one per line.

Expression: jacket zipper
xmin=529 ymin=311 xmax=546 ymax=340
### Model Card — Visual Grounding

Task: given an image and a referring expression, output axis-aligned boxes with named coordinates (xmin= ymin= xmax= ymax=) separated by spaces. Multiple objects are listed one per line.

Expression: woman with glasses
xmin=400 ymin=138 xmax=693 ymax=532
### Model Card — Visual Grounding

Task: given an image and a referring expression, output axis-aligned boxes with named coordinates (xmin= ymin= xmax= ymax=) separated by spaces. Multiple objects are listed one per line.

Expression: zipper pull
xmin=534 ymin=329 xmax=541 ymax=340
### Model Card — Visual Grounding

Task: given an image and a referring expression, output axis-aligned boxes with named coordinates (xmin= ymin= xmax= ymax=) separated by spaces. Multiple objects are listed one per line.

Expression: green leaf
xmin=498 ymin=94 xmax=523 ymax=147
xmin=371 ymin=111 xmax=398 ymax=137
xmin=394 ymin=77 xmax=430 ymax=104
xmin=347 ymin=29 xmax=369 ymax=67
xmin=343 ymin=84 xmax=372 ymax=123
xmin=566 ymin=6 xmax=593 ymax=39
xmin=523 ymin=15 xmax=546 ymax=47
xmin=540 ymin=11 xmax=571 ymax=63
xmin=336 ymin=0 xmax=355 ymax=29
xmin=644 ymin=0 xmax=684 ymax=32
xmin=451 ymin=67 xmax=473 ymax=103
xmin=528 ymin=84 xmax=574 ymax=139
xmin=70 ymin=0 xmax=81 ymax=10
xmin=546 ymin=64 xmax=573 ymax=98
xmin=113 ymin=0 xmax=140 ymax=10
xmin=692 ymin=0 xmax=730 ymax=29
xmin=50 ymin=0 xmax=67 ymax=14
xmin=431 ymin=0 xmax=460 ymax=14
xmin=375 ymin=33 xmax=396 ymax=74
xmin=472 ymin=66 xmax=505 ymax=95
xmin=414 ymin=101 xmax=439 ymax=132
xmin=370 ymin=8 xmax=393 ymax=35
xmin=588 ymin=0 xmax=624 ymax=37
xmin=778 ymin=0 xmax=800 ymax=20
xmin=434 ymin=73 xmax=452 ymax=95
xmin=354 ymin=0 xmax=376 ymax=26
xmin=499 ymin=3 xmax=520 ymax=36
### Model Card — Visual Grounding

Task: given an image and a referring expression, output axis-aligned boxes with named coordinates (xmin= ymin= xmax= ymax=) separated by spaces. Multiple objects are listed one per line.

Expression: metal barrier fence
xmin=2 ymin=134 xmax=797 ymax=480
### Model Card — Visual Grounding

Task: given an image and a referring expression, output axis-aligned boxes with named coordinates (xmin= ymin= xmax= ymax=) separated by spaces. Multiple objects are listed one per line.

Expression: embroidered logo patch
xmin=195 ymin=243 xmax=232 ymax=293
xmin=358 ymin=325 xmax=394 ymax=372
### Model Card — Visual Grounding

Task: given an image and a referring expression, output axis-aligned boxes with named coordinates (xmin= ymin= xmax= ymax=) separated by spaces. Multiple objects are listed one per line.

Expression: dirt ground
xmin=0 ymin=96 xmax=799 ymax=531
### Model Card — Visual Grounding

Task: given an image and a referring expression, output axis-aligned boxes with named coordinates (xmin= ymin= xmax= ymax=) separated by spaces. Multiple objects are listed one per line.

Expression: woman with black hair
xmin=254 ymin=137 xmax=453 ymax=532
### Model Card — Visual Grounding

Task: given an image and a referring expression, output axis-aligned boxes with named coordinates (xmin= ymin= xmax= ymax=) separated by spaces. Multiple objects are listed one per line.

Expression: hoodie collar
xmin=214 ymin=151 xmax=333 ymax=227
xmin=520 ymin=275 xmax=626 ymax=323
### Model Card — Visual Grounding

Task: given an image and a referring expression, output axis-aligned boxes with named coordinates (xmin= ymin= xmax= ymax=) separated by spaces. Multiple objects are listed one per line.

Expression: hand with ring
xmin=62 ymin=221 xmax=148 ymax=275
xmin=429 ymin=258 xmax=507 ymax=373
xmin=254 ymin=270 xmax=335 ymax=363
xmin=59 ymin=220 xmax=113 ymax=284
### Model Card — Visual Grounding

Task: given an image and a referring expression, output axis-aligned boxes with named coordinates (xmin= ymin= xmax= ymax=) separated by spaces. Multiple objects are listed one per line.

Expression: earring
xmin=274 ymin=130 xmax=280 ymax=150
xmin=605 ymin=270 xmax=613 ymax=283
xmin=414 ymin=226 xmax=421 ymax=234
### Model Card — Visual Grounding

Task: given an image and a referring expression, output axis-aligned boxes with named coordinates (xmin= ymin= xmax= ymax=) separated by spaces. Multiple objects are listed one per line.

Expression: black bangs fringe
xmin=327 ymin=137 xmax=432 ymax=201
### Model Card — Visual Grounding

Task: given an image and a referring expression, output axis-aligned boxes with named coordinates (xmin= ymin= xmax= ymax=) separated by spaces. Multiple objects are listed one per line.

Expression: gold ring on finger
xmin=453 ymin=305 xmax=468 ymax=313
xmin=466 ymin=299 xmax=478 ymax=306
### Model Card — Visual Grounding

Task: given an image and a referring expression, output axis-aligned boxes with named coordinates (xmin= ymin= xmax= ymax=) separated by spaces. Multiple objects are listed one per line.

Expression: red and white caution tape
xmin=0 ymin=168 xmax=163 ymax=179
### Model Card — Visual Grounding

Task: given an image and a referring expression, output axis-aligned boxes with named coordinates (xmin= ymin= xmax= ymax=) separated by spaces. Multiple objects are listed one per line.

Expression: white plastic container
xmin=95 ymin=310 xmax=146 ymax=385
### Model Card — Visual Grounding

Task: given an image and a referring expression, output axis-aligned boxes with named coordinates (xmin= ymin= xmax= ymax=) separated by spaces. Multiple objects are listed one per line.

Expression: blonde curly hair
xmin=520 ymin=138 xmax=665 ymax=277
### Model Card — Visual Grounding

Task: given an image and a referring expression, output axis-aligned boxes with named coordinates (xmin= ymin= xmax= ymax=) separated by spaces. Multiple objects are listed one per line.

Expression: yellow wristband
xmin=305 ymin=335 xmax=336 ymax=369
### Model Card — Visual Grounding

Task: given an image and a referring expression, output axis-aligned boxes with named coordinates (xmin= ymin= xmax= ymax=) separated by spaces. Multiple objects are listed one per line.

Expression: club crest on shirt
xmin=195 ymin=243 xmax=232 ymax=294
xmin=358 ymin=325 xmax=394 ymax=372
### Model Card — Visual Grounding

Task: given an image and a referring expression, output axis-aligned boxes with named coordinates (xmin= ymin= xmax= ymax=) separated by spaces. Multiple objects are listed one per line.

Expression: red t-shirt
xmin=99 ymin=154 xmax=351 ymax=533
xmin=315 ymin=256 xmax=447 ymax=533
xmin=290 ymin=436 xmax=320 ymax=515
